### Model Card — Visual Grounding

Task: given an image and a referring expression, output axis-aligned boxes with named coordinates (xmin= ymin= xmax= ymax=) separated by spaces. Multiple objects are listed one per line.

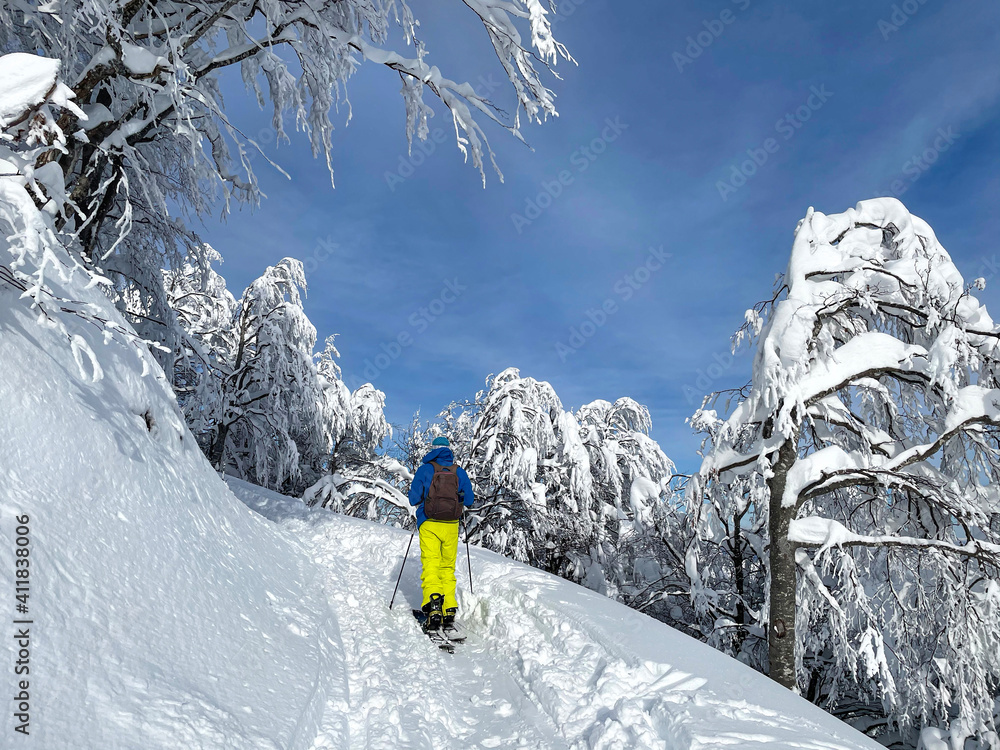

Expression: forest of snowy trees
xmin=1 ymin=0 xmax=998 ymax=747
xmin=153 ymin=228 xmax=1000 ymax=749
xmin=166 ymin=247 xmax=690 ymax=628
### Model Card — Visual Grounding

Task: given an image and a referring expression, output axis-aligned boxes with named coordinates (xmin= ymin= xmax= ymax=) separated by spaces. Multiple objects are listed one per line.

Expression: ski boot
xmin=442 ymin=607 xmax=458 ymax=633
xmin=422 ymin=593 xmax=445 ymax=632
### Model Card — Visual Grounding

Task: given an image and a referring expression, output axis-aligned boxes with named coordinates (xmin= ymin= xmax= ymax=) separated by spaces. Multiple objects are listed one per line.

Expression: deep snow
xmin=0 ymin=164 xmax=338 ymax=748
xmin=0 ymin=53 xmax=61 ymax=127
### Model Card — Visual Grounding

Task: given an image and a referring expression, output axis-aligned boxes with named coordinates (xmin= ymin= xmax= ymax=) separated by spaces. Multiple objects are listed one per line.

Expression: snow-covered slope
xmin=0 ymin=250 xmax=884 ymax=748
xmin=0 ymin=199 xmax=341 ymax=747
xmin=0 ymin=268 xmax=882 ymax=748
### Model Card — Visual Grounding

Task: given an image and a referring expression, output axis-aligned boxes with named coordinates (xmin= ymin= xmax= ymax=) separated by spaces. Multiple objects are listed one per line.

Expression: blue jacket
xmin=408 ymin=447 xmax=475 ymax=527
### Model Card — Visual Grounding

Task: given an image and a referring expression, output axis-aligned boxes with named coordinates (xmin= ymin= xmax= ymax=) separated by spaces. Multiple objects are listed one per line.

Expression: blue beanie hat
xmin=432 ymin=436 xmax=450 ymax=447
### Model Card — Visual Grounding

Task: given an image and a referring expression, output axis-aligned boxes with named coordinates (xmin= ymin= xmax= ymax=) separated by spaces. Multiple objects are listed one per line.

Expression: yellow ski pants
xmin=419 ymin=520 xmax=460 ymax=611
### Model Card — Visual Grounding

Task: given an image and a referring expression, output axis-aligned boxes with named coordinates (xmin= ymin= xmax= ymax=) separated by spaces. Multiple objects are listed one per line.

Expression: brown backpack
xmin=424 ymin=462 xmax=463 ymax=521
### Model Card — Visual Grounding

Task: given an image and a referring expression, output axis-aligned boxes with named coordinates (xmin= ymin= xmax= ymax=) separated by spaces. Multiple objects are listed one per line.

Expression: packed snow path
xmin=233 ymin=481 xmax=879 ymax=750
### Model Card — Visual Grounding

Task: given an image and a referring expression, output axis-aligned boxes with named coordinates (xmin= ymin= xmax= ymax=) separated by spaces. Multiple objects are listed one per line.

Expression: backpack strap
xmin=430 ymin=461 xmax=456 ymax=473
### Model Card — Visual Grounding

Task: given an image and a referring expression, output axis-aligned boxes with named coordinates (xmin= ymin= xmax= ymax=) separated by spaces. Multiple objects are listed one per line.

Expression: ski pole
xmin=389 ymin=531 xmax=415 ymax=610
xmin=462 ymin=517 xmax=474 ymax=596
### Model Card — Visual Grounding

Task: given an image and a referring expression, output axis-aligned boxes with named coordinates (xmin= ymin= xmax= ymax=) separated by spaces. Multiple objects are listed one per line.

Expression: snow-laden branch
xmin=790 ymin=516 xmax=1000 ymax=565
xmin=0 ymin=0 xmax=574 ymax=362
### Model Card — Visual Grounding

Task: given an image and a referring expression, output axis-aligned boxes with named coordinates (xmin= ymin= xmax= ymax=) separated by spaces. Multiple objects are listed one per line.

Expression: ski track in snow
xmin=306 ymin=519 xmax=559 ymax=750
xmin=232 ymin=480 xmax=878 ymax=750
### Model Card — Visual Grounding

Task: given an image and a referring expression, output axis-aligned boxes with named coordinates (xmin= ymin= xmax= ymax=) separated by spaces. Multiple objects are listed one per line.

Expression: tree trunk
xmin=731 ymin=514 xmax=747 ymax=653
xmin=208 ymin=313 xmax=247 ymax=473
xmin=767 ymin=435 xmax=799 ymax=690
xmin=209 ymin=422 xmax=231 ymax=471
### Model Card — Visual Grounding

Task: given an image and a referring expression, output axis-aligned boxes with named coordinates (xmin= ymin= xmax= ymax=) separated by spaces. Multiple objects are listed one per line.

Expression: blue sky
xmin=200 ymin=0 xmax=1000 ymax=471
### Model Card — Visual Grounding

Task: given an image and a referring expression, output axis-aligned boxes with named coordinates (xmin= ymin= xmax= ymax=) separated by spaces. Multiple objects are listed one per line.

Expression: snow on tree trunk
xmin=693 ymin=198 xmax=1000 ymax=745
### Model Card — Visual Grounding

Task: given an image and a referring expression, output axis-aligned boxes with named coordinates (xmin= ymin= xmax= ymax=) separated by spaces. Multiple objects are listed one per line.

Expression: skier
xmin=408 ymin=436 xmax=475 ymax=632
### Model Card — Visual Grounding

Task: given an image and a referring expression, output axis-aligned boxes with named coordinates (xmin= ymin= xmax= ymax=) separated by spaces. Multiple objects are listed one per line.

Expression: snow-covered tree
xmin=576 ymin=397 xmax=675 ymax=533
xmin=303 ymin=381 xmax=412 ymax=526
xmin=392 ymin=409 xmax=434 ymax=476
xmin=302 ymin=340 xmax=409 ymax=523
xmin=684 ymin=440 xmax=768 ymax=669
xmin=422 ymin=370 xmax=682 ymax=602
xmin=0 ymin=52 xmax=170 ymax=391
xmin=165 ymin=250 xmax=403 ymax=514
xmin=455 ymin=368 xmax=566 ymax=564
xmin=349 ymin=384 xmax=393 ymax=458
xmin=169 ymin=256 xmax=324 ymax=490
xmin=421 ymin=374 xmax=570 ymax=563
xmin=0 ymin=0 xmax=573 ymax=360
xmin=571 ymin=398 xmax=687 ymax=621
xmin=163 ymin=245 xmax=238 ymax=439
xmin=693 ymin=198 xmax=1000 ymax=747
xmin=307 ymin=335 xmax=355 ymax=479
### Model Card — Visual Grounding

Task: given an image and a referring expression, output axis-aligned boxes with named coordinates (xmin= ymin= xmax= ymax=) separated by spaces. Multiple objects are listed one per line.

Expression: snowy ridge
xmin=235 ymin=479 xmax=881 ymax=750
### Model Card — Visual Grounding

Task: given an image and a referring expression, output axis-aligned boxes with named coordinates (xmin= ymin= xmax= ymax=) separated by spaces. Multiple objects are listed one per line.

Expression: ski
xmin=425 ymin=629 xmax=456 ymax=653
xmin=441 ymin=625 xmax=466 ymax=643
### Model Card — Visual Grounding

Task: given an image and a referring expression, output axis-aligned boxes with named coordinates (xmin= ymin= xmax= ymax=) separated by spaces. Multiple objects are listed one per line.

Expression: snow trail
xmin=236 ymin=480 xmax=560 ymax=749
xmin=232 ymin=480 xmax=881 ymax=750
